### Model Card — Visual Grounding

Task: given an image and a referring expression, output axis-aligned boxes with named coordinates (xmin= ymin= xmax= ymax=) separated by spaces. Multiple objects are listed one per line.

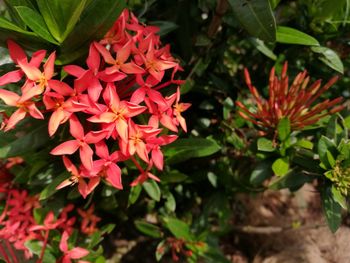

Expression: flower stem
xmin=0 ymin=242 xmax=11 ymax=263
xmin=38 ymin=230 xmax=50 ymax=263
xmin=5 ymin=240 xmax=18 ymax=263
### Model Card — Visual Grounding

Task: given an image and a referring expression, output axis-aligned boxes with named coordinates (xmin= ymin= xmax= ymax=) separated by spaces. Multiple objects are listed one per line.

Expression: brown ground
xmin=225 ymin=184 xmax=350 ymax=263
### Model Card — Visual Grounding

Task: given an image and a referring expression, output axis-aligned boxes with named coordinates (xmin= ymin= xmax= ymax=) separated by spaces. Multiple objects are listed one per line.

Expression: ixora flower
xmin=236 ymin=62 xmax=344 ymax=133
xmin=0 ymin=9 xmax=190 ymax=199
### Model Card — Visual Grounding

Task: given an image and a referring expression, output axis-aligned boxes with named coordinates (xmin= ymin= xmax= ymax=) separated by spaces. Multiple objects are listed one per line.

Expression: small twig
xmin=231 ymin=223 xmax=327 ymax=234
xmin=207 ymin=0 xmax=230 ymax=38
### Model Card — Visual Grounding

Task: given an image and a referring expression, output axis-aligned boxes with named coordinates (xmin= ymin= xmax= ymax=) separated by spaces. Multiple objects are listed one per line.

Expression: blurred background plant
xmin=0 ymin=0 xmax=349 ymax=262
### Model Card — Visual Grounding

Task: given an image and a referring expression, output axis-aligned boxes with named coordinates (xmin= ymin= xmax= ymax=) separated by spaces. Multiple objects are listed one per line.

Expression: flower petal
xmin=7 ymin=40 xmax=27 ymax=63
xmin=50 ymin=140 xmax=80 ymax=155
xmin=5 ymin=108 xmax=26 ymax=131
xmin=59 ymin=231 xmax=69 ymax=253
xmin=69 ymin=114 xmax=84 ymax=139
xmin=17 ymin=60 xmax=42 ymax=81
xmin=0 ymin=88 xmax=19 ymax=106
xmin=44 ymin=51 xmax=56 ymax=80
xmin=106 ymin=163 xmax=122 ymax=189
xmin=0 ymin=70 xmax=23 ymax=86
xmin=48 ymin=80 xmax=74 ymax=96
xmin=79 ymin=143 xmax=93 ymax=170
xmin=68 ymin=247 xmax=89 ymax=259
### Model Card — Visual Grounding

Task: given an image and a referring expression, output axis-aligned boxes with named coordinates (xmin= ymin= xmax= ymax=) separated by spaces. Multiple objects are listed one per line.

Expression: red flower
xmin=59 ymin=231 xmax=89 ymax=263
xmin=236 ymin=62 xmax=344 ymax=132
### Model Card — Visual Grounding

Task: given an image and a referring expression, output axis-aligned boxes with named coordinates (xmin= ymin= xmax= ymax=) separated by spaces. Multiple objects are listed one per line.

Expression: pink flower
xmin=59 ymin=231 xmax=89 ymax=263
xmin=50 ymin=115 xmax=106 ymax=169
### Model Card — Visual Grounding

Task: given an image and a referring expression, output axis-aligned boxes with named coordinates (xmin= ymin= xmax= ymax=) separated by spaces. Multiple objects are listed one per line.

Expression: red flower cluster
xmin=236 ymin=62 xmax=344 ymax=132
xmin=0 ymin=10 xmax=190 ymax=198
xmin=0 ymin=167 xmax=94 ymax=262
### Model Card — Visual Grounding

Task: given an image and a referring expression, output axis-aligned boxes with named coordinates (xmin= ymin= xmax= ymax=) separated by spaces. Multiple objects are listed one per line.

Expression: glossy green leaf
xmin=0 ymin=124 xmax=49 ymax=158
xmin=276 ymin=26 xmax=319 ymax=46
xmin=161 ymin=170 xmax=188 ymax=184
xmin=326 ymin=150 xmax=336 ymax=167
xmin=100 ymin=223 xmax=116 ymax=235
xmin=272 ymin=157 xmax=289 ymax=176
xmin=134 ymin=220 xmax=162 ymax=238
xmin=318 ymin=136 xmax=338 ymax=169
xmin=250 ymin=37 xmax=277 ymax=60
xmin=311 ymin=46 xmax=344 ymax=74
xmin=229 ymin=0 xmax=276 ymax=42
xmin=257 ymin=137 xmax=275 ymax=152
xmin=15 ymin=6 xmax=59 ymax=44
xmin=250 ymin=161 xmax=273 ymax=185
xmin=3 ymin=0 xmax=35 ymax=29
xmin=36 ymin=0 xmax=88 ymax=42
xmin=36 ymin=0 xmax=62 ymax=41
xmin=143 ymin=180 xmax=161 ymax=202
xmin=61 ymin=0 xmax=88 ymax=41
xmin=295 ymin=139 xmax=314 ymax=150
xmin=277 ymin=117 xmax=291 ymax=141
xmin=149 ymin=20 xmax=178 ymax=36
xmin=164 ymin=191 xmax=176 ymax=212
xmin=0 ymin=16 xmax=31 ymax=33
xmin=163 ymin=138 xmax=221 ymax=164
xmin=164 ymin=217 xmax=192 ymax=240
xmin=269 ymin=170 xmax=313 ymax=190
xmin=322 ymin=186 xmax=342 ymax=233
xmin=128 ymin=184 xmax=142 ymax=206
xmin=331 ymin=186 xmax=347 ymax=209
xmin=39 ymin=172 xmax=70 ymax=200
xmin=61 ymin=0 xmax=126 ymax=53
xmin=25 ymin=240 xmax=56 ymax=263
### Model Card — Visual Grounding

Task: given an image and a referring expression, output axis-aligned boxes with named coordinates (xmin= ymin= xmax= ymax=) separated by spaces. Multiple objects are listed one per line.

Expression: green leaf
xmin=163 ymin=138 xmax=220 ymax=164
xmin=318 ymin=136 xmax=338 ymax=169
xmin=276 ymin=26 xmax=319 ymax=46
xmin=15 ymin=6 xmax=59 ymax=44
xmin=39 ymin=172 xmax=70 ymax=200
xmin=311 ymin=46 xmax=344 ymax=74
xmin=161 ymin=170 xmax=188 ymax=184
xmin=229 ymin=0 xmax=276 ymax=42
xmin=322 ymin=186 xmax=342 ymax=233
xmin=61 ymin=0 xmax=126 ymax=53
xmin=344 ymin=115 xmax=350 ymax=129
xmin=295 ymin=139 xmax=314 ymax=150
xmin=0 ymin=16 xmax=32 ymax=33
xmin=326 ymin=150 xmax=336 ymax=168
xmin=250 ymin=161 xmax=273 ymax=185
xmin=143 ymin=180 xmax=161 ymax=202
xmin=36 ymin=0 xmax=88 ymax=42
xmin=134 ymin=220 xmax=162 ymax=238
xmin=331 ymin=186 xmax=347 ymax=209
xmin=61 ymin=0 xmax=88 ymax=41
xmin=257 ymin=137 xmax=275 ymax=152
xmin=0 ymin=123 xmax=49 ymax=158
xmin=269 ymin=170 xmax=313 ymax=190
xmin=277 ymin=117 xmax=291 ymax=141
xmin=156 ymin=241 xmax=166 ymax=262
xmin=100 ymin=223 xmax=116 ymax=235
xmin=36 ymin=0 xmax=62 ymax=41
xmin=25 ymin=240 xmax=56 ymax=263
xmin=207 ymin=172 xmax=217 ymax=188
xmin=149 ymin=21 xmax=178 ymax=36
xmin=164 ymin=217 xmax=192 ymax=240
xmin=250 ymin=37 xmax=277 ymax=60
xmin=164 ymin=191 xmax=176 ymax=212
xmin=128 ymin=184 xmax=142 ymax=206
xmin=272 ymin=157 xmax=289 ymax=176
xmin=3 ymin=0 xmax=36 ymax=29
